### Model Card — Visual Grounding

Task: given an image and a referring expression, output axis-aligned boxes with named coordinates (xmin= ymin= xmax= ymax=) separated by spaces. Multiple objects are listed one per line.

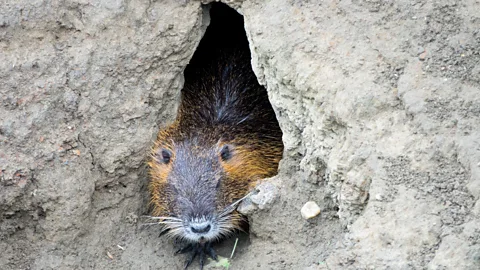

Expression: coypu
xmin=147 ymin=3 xmax=283 ymax=269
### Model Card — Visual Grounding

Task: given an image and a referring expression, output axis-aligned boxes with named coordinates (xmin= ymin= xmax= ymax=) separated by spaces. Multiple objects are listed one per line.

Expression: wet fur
xmin=148 ymin=51 xmax=283 ymax=238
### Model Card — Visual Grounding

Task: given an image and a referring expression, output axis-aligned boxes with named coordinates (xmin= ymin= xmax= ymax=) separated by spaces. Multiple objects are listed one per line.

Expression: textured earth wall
xmin=1 ymin=0 xmax=479 ymax=269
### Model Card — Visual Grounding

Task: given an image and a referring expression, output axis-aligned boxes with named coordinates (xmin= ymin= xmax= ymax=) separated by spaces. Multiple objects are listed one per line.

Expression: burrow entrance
xmin=155 ymin=2 xmax=285 ymax=267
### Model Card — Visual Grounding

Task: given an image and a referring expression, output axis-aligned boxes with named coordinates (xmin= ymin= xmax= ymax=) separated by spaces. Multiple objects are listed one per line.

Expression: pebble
xmin=417 ymin=46 xmax=425 ymax=55
xmin=237 ymin=197 xmax=256 ymax=215
xmin=418 ymin=51 xmax=427 ymax=61
xmin=301 ymin=201 xmax=321 ymax=220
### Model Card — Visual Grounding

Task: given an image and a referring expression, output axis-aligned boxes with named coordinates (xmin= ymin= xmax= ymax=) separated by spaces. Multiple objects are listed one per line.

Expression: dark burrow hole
xmin=185 ymin=3 xmax=249 ymax=72
xmin=172 ymin=2 xmax=284 ymax=266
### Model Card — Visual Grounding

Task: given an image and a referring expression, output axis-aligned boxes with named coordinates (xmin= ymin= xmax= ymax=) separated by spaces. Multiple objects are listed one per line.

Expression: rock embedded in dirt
xmin=418 ymin=51 xmax=428 ymax=61
xmin=301 ymin=201 xmax=321 ymax=220
xmin=238 ymin=181 xmax=279 ymax=215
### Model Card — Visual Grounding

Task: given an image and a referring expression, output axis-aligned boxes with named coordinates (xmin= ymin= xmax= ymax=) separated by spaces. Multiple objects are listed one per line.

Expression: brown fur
xmin=148 ymin=52 xmax=283 ymax=234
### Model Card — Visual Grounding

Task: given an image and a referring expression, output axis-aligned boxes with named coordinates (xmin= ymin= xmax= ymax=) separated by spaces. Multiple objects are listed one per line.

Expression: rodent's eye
xmin=220 ymin=144 xmax=233 ymax=161
xmin=159 ymin=149 xmax=172 ymax=164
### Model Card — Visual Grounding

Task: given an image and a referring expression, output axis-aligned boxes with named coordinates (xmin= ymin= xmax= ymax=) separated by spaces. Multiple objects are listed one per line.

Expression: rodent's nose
xmin=191 ymin=224 xmax=211 ymax=234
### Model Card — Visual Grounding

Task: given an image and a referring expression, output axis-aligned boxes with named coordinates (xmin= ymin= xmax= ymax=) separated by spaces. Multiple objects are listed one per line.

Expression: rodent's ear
xmin=156 ymin=148 xmax=172 ymax=164
xmin=219 ymin=144 xmax=233 ymax=161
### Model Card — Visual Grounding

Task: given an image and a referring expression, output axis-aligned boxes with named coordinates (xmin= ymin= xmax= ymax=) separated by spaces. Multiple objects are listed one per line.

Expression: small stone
xmin=237 ymin=197 xmax=256 ymax=215
xmin=375 ymin=194 xmax=384 ymax=201
xmin=419 ymin=51 xmax=427 ymax=60
xmin=417 ymin=47 xmax=425 ymax=55
xmin=106 ymin=251 xmax=114 ymax=260
xmin=238 ymin=182 xmax=279 ymax=215
xmin=301 ymin=201 xmax=321 ymax=219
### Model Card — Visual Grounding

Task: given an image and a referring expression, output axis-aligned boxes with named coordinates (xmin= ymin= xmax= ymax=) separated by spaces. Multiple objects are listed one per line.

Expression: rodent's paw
xmin=175 ymin=242 xmax=218 ymax=270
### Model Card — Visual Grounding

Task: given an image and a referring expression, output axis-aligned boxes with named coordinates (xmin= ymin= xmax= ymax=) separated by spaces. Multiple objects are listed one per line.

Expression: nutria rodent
xmin=147 ymin=3 xmax=283 ymax=269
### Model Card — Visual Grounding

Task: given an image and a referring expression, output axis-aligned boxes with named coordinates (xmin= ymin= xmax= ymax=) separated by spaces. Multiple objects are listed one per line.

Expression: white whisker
xmin=141 ymin=222 xmax=164 ymax=226
xmin=142 ymin=215 xmax=182 ymax=221
xmin=156 ymin=221 xmax=183 ymax=225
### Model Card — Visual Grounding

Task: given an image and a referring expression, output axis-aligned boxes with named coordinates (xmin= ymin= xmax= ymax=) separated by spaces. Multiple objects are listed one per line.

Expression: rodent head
xmin=148 ymin=130 xmax=271 ymax=243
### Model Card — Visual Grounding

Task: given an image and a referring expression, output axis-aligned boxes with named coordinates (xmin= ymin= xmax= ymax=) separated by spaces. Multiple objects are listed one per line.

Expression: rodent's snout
xmin=190 ymin=222 xmax=211 ymax=234
xmin=183 ymin=218 xmax=219 ymax=242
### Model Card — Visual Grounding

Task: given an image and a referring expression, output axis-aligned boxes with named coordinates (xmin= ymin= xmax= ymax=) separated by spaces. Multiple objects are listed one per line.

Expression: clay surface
xmin=1 ymin=0 xmax=479 ymax=269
